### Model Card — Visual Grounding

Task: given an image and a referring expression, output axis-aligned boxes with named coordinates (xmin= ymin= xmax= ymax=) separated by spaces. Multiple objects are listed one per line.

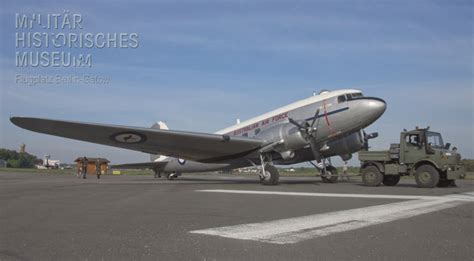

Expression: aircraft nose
xmin=365 ymin=97 xmax=386 ymax=122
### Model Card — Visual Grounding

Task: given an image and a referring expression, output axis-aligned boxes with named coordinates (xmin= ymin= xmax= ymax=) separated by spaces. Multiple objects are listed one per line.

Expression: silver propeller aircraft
xmin=10 ymin=89 xmax=386 ymax=185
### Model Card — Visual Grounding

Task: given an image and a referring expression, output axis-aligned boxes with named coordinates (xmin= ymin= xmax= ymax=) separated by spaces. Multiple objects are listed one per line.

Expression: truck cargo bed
xmin=358 ymin=150 xmax=392 ymax=162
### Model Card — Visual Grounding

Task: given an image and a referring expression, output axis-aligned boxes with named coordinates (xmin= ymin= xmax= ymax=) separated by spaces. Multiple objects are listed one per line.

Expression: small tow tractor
xmin=358 ymin=127 xmax=465 ymax=188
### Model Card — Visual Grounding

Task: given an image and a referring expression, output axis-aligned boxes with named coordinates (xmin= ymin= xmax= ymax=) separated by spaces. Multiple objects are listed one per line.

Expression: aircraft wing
xmin=10 ymin=117 xmax=266 ymax=162
xmin=112 ymin=161 xmax=168 ymax=170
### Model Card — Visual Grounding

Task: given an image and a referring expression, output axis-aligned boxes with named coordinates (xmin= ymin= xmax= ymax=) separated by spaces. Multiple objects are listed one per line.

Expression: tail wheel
xmin=321 ymin=166 xmax=338 ymax=183
xmin=415 ymin=165 xmax=439 ymax=188
xmin=361 ymin=165 xmax=383 ymax=186
xmin=261 ymin=164 xmax=279 ymax=186
xmin=166 ymin=173 xmax=179 ymax=180
xmin=382 ymin=175 xmax=400 ymax=186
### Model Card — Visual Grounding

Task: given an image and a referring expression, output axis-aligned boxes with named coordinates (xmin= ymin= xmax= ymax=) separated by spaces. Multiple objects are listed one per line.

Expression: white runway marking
xmin=196 ymin=189 xmax=474 ymax=201
xmin=191 ymin=190 xmax=474 ymax=244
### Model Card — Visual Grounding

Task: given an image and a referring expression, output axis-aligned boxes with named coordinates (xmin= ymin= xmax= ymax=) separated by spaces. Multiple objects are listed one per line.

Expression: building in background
xmin=19 ymin=143 xmax=26 ymax=153
xmin=36 ymin=154 xmax=61 ymax=169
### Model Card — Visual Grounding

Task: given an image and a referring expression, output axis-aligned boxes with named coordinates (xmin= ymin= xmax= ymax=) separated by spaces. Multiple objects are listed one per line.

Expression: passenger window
xmin=338 ymin=95 xmax=346 ymax=103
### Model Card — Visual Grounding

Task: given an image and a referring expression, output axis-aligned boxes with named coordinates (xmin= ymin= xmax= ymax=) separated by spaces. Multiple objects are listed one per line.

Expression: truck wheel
xmin=415 ymin=165 xmax=439 ymax=188
xmin=321 ymin=166 xmax=338 ymax=183
xmin=382 ymin=175 xmax=400 ymax=186
xmin=361 ymin=166 xmax=383 ymax=186
xmin=261 ymin=164 xmax=279 ymax=185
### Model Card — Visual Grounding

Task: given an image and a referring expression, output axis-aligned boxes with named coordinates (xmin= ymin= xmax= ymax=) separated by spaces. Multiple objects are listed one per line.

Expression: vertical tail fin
xmin=150 ymin=121 xmax=169 ymax=161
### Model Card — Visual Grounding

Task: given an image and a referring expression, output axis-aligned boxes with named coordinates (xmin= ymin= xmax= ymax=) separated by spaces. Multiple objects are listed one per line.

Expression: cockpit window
xmin=337 ymin=95 xmax=346 ymax=103
xmin=338 ymin=92 xmax=363 ymax=103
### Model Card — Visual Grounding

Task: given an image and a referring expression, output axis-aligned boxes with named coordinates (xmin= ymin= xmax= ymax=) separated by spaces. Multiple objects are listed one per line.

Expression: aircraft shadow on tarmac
xmin=148 ymin=176 xmax=359 ymax=185
xmin=149 ymin=177 xmax=463 ymax=188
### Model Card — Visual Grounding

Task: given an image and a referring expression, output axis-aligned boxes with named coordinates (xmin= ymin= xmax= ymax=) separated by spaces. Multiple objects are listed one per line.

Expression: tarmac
xmin=0 ymin=171 xmax=473 ymax=260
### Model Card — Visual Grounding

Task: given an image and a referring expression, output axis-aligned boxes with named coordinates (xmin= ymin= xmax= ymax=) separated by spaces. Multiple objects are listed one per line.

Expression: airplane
xmin=10 ymin=89 xmax=386 ymax=185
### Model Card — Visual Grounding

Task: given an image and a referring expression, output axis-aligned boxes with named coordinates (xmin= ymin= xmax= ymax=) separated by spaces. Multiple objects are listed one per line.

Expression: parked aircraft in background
xmin=11 ymin=89 xmax=386 ymax=185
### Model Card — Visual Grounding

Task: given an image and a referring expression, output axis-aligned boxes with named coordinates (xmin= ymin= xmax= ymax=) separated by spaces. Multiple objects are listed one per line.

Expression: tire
xmin=382 ymin=175 xmax=400 ymax=186
xmin=415 ymin=165 xmax=439 ymax=188
xmin=361 ymin=165 xmax=383 ymax=186
xmin=321 ymin=166 xmax=338 ymax=183
xmin=261 ymin=164 xmax=279 ymax=186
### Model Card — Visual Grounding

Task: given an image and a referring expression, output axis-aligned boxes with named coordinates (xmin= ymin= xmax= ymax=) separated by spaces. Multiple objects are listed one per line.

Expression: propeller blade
xmin=364 ymin=131 xmax=379 ymax=140
xmin=368 ymin=132 xmax=379 ymax=139
xmin=309 ymin=138 xmax=322 ymax=163
xmin=310 ymin=108 xmax=320 ymax=128
xmin=288 ymin=118 xmax=306 ymax=130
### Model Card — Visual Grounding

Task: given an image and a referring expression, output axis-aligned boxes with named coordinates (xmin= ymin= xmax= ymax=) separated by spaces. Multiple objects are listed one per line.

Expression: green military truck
xmin=358 ymin=127 xmax=465 ymax=188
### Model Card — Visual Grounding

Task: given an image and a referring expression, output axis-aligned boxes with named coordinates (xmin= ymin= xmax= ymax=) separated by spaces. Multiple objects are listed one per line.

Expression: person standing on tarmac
xmin=82 ymin=157 xmax=88 ymax=179
xmin=96 ymin=159 xmax=101 ymax=179
xmin=342 ymin=161 xmax=350 ymax=181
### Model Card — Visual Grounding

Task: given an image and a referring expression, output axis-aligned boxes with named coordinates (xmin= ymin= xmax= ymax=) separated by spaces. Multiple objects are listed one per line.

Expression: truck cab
xmin=359 ymin=127 xmax=464 ymax=188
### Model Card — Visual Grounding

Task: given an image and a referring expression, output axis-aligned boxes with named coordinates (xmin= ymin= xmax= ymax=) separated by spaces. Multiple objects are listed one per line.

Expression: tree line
xmin=0 ymin=148 xmax=41 ymax=168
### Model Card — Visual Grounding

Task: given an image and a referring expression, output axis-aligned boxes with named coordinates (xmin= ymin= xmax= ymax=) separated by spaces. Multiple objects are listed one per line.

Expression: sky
xmin=0 ymin=0 xmax=473 ymax=166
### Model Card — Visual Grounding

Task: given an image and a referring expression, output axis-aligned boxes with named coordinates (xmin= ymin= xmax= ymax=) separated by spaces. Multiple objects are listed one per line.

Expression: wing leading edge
xmin=10 ymin=117 xmax=265 ymax=162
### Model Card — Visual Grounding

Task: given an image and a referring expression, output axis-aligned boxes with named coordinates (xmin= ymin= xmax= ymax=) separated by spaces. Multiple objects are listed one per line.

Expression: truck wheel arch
xmin=412 ymin=159 xmax=439 ymax=173
xmin=361 ymin=161 xmax=384 ymax=173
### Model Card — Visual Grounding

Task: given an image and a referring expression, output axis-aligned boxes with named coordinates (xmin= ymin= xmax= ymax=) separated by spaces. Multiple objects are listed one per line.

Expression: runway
xmin=1 ymin=171 xmax=473 ymax=260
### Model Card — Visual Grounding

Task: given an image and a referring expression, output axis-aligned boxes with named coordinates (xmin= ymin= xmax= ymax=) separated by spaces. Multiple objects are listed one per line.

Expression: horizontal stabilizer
xmin=111 ymin=161 xmax=168 ymax=170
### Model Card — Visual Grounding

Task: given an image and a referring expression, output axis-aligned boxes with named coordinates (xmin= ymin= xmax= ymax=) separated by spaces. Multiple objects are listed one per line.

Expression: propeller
xmin=362 ymin=130 xmax=378 ymax=150
xmin=288 ymin=108 xmax=323 ymax=162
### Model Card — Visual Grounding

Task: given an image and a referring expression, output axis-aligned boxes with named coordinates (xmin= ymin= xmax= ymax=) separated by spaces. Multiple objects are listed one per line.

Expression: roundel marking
xmin=178 ymin=158 xmax=186 ymax=165
xmin=110 ymin=132 xmax=147 ymax=144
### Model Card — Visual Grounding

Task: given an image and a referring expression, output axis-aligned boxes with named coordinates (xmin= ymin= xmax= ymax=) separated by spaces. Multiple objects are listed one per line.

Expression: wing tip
xmin=10 ymin=116 xmax=22 ymax=126
xmin=10 ymin=116 xmax=38 ymax=130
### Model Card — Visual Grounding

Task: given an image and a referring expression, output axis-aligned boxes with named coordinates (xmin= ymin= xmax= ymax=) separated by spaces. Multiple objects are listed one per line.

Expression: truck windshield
xmin=426 ymin=132 xmax=444 ymax=149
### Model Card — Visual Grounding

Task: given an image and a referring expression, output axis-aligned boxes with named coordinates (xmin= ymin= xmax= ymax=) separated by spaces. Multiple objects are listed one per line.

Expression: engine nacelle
xmin=322 ymin=131 xmax=365 ymax=159
xmin=257 ymin=123 xmax=308 ymax=159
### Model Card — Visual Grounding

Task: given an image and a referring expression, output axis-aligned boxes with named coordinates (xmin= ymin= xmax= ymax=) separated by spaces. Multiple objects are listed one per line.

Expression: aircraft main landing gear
xmin=321 ymin=165 xmax=338 ymax=183
xmin=309 ymin=158 xmax=338 ymax=183
xmin=256 ymin=153 xmax=279 ymax=185
xmin=260 ymin=164 xmax=280 ymax=186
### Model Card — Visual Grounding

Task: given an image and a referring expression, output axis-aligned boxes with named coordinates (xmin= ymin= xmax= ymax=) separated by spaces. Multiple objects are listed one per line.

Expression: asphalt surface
xmin=0 ymin=171 xmax=473 ymax=261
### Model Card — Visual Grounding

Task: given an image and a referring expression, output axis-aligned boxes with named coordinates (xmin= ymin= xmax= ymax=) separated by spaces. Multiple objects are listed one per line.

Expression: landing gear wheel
xmin=415 ymin=165 xmax=439 ymax=188
xmin=382 ymin=175 xmax=400 ymax=186
xmin=361 ymin=165 xmax=383 ymax=186
xmin=260 ymin=164 xmax=279 ymax=186
xmin=166 ymin=173 xmax=178 ymax=180
xmin=321 ymin=166 xmax=338 ymax=183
